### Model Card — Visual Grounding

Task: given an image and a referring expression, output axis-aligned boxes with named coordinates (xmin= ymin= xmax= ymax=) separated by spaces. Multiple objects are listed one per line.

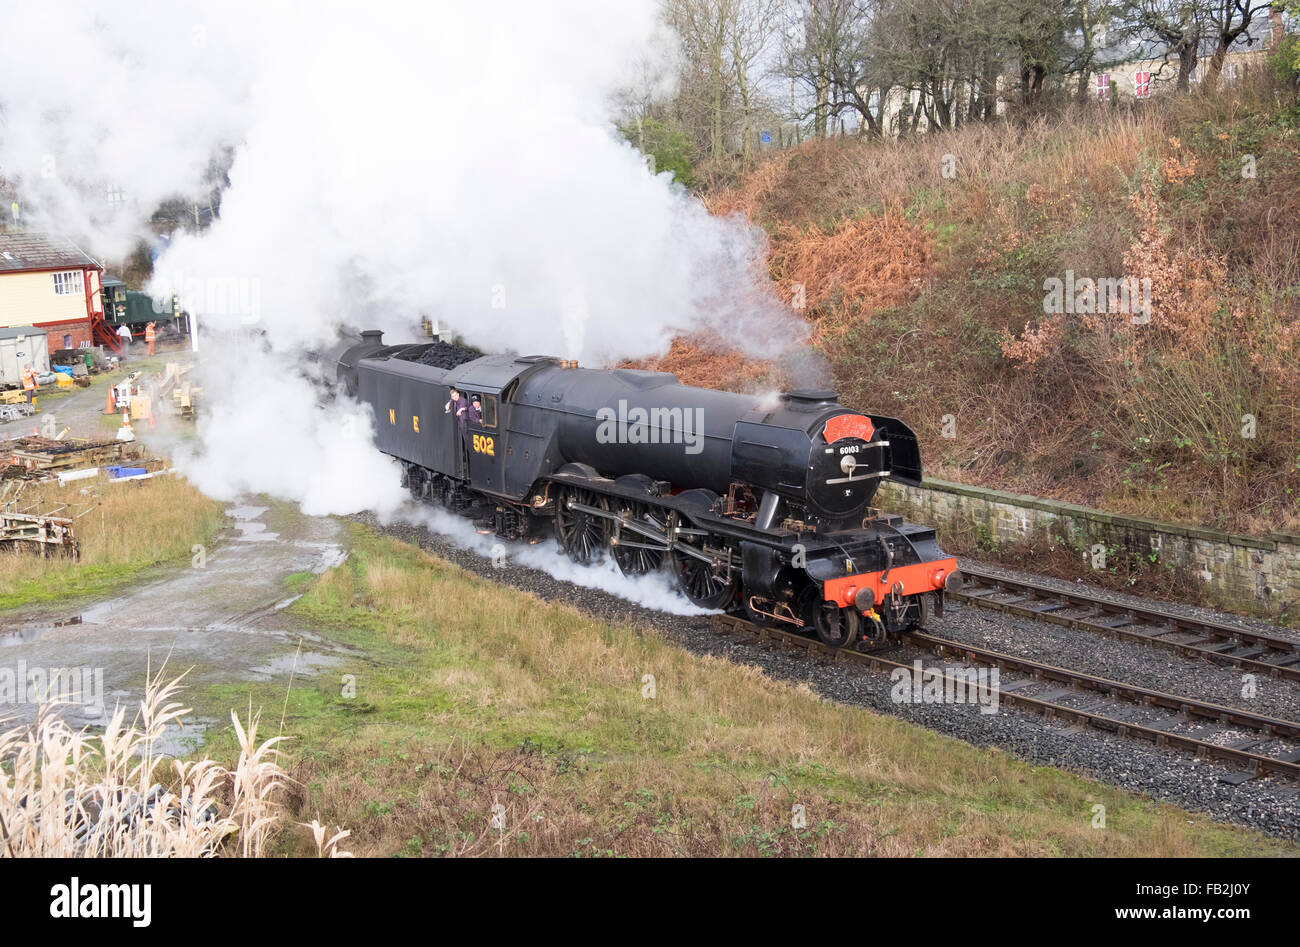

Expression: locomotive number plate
xmin=472 ymin=434 xmax=496 ymax=457
xmin=822 ymin=414 xmax=875 ymax=444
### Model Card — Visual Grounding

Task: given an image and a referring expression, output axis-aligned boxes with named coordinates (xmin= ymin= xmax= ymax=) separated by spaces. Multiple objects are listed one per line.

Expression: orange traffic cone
xmin=115 ymin=410 xmax=135 ymax=442
xmin=103 ymin=387 xmax=116 ymax=415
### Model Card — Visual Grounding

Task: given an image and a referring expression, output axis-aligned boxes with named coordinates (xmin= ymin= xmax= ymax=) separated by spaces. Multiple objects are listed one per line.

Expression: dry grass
xmin=0 ymin=665 xmax=323 ymax=857
xmin=694 ymin=81 xmax=1300 ymax=533
xmin=620 ymin=332 xmax=786 ymax=391
xmin=0 ymin=473 xmax=226 ymax=608
xmin=207 ymin=525 xmax=1292 ymax=857
xmin=768 ymin=210 xmax=933 ymax=328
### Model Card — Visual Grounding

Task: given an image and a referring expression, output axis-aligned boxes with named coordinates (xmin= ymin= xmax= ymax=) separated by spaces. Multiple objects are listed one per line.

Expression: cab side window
xmin=478 ymin=394 xmax=497 ymax=428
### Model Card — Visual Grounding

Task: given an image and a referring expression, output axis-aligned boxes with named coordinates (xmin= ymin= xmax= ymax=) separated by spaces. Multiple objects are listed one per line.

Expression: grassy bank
xmin=0 ymin=473 xmax=226 ymax=609
xmin=194 ymin=523 xmax=1294 ymax=857
xmin=683 ymin=83 xmax=1300 ymax=535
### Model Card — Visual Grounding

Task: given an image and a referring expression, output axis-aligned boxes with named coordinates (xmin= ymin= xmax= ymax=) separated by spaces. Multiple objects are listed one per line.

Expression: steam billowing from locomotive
xmin=0 ymin=1 xmax=821 ymax=518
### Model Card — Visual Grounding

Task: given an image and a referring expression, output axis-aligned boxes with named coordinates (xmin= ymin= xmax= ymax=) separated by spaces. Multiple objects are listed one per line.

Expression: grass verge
xmin=193 ymin=522 xmax=1296 ymax=857
xmin=0 ymin=473 xmax=226 ymax=610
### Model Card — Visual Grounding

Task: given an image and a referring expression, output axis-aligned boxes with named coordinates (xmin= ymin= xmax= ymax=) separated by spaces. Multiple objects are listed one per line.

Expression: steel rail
xmin=712 ymin=615 xmax=1300 ymax=780
xmin=951 ymin=567 xmax=1300 ymax=683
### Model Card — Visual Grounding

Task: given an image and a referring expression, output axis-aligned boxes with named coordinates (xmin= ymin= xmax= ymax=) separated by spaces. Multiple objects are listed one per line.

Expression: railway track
xmin=950 ymin=567 xmax=1300 ymax=683
xmin=713 ymin=615 xmax=1300 ymax=783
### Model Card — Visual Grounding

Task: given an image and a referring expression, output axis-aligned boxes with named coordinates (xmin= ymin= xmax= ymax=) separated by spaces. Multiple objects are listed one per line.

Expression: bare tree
xmin=1201 ymin=0 xmax=1273 ymax=89
xmin=1120 ymin=1 xmax=1206 ymax=91
xmin=667 ymin=0 xmax=736 ymax=161
xmin=873 ymin=0 xmax=1011 ymax=130
xmin=781 ymin=0 xmax=887 ymax=137
xmin=732 ymin=0 xmax=782 ymax=166
xmin=666 ymin=0 xmax=780 ymax=165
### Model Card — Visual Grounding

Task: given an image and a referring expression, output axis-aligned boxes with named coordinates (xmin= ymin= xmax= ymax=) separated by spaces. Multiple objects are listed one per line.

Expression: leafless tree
xmin=1119 ymin=1 xmax=1207 ymax=90
xmin=666 ymin=0 xmax=780 ymax=165
xmin=781 ymin=0 xmax=887 ymax=137
xmin=1201 ymin=0 xmax=1273 ymax=89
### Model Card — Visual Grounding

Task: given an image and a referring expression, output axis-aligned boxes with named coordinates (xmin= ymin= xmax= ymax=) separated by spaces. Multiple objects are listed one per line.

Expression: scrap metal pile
xmin=3 ymin=436 xmax=131 ymax=479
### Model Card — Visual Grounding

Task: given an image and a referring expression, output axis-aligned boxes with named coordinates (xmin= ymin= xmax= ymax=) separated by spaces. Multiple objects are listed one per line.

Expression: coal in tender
xmin=412 ymin=341 xmax=481 ymax=370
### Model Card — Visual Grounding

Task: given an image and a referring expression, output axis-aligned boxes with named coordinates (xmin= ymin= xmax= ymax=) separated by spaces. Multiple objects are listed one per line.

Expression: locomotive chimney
xmin=780 ymin=389 xmax=839 ymax=408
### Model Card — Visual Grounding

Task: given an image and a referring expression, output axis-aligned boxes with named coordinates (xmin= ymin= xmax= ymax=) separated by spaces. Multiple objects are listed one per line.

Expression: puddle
xmin=226 ymin=504 xmax=281 ymax=542
xmin=226 ymin=504 xmax=269 ymax=520
xmin=154 ymin=718 xmax=216 ymax=758
xmin=234 ymin=522 xmax=280 ymax=542
xmin=1 ymin=498 xmax=351 ymax=749
xmin=0 ymin=625 xmax=47 ymax=647
xmin=313 ymin=548 xmax=349 ymax=573
xmin=245 ymin=649 xmax=345 ymax=679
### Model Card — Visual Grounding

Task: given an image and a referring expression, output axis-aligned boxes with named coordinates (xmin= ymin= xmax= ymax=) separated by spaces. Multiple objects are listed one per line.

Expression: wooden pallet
xmin=6 ymin=436 xmax=129 ymax=471
xmin=0 ymin=508 xmax=77 ymax=553
xmin=173 ymin=383 xmax=201 ymax=419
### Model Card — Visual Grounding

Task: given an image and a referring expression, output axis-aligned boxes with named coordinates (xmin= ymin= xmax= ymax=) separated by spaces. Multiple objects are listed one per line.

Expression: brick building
xmin=0 ymin=232 xmax=114 ymax=353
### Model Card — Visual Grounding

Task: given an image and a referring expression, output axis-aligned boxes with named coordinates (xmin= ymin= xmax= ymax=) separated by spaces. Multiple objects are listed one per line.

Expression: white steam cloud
xmin=0 ymin=1 xmax=806 ymax=516
xmin=401 ymin=505 xmax=718 ymax=617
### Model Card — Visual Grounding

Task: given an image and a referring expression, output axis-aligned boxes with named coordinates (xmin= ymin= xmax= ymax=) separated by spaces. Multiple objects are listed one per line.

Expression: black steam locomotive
xmin=337 ymin=329 xmax=959 ymax=648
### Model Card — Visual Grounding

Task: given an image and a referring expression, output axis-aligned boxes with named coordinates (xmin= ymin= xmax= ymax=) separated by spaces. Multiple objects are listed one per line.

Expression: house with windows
xmin=0 ymin=232 xmax=115 ymax=354
xmin=869 ymin=7 xmax=1293 ymax=137
xmin=1084 ymin=8 xmax=1290 ymax=103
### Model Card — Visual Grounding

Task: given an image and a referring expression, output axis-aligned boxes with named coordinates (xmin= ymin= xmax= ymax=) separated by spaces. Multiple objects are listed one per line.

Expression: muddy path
xmin=0 ymin=502 xmax=351 ymax=750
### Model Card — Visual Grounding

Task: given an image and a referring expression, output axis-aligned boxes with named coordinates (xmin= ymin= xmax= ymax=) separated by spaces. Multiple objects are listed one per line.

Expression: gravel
xmin=933 ymin=596 xmax=1300 ymax=723
xmin=961 ymin=556 xmax=1300 ymax=646
xmin=356 ymin=511 xmax=1300 ymax=842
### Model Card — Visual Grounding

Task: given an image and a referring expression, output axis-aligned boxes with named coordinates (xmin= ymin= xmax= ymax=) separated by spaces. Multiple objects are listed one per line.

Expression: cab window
xmin=476 ymin=394 xmax=497 ymax=428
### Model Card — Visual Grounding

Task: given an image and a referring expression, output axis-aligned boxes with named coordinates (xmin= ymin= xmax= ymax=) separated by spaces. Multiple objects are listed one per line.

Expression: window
xmin=62 ymin=333 xmax=72 ymax=349
xmin=463 ymin=393 xmax=498 ymax=428
xmin=53 ymin=270 xmax=84 ymax=295
xmin=1134 ymin=71 xmax=1151 ymax=99
xmin=1096 ymin=73 xmax=1110 ymax=100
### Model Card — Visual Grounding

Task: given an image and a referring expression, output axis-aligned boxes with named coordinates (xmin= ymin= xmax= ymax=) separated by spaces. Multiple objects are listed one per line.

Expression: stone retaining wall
xmin=877 ymin=478 xmax=1300 ymax=617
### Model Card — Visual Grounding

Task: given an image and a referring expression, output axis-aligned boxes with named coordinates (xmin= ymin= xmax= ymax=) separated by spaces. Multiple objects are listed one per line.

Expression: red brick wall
xmin=37 ymin=320 xmax=93 ymax=352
